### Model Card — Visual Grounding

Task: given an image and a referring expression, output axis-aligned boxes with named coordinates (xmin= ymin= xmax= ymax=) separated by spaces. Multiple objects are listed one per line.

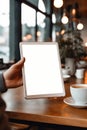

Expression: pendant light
xmin=54 ymin=0 xmax=63 ymax=8
xmin=61 ymin=9 xmax=69 ymax=24
xmin=77 ymin=22 xmax=84 ymax=30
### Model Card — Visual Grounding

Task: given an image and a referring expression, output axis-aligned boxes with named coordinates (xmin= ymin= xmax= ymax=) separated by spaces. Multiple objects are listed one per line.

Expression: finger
xmin=13 ymin=57 xmax=25 ymax=68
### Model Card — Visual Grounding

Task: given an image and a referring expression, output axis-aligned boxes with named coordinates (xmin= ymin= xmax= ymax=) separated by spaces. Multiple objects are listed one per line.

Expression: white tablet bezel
xmin=20 ymin=42 xmax=65 ymax=99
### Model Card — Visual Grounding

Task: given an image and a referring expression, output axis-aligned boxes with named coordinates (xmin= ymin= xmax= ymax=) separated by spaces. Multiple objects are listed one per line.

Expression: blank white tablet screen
xmin=20 ymin=42 xmax=65 ymax=98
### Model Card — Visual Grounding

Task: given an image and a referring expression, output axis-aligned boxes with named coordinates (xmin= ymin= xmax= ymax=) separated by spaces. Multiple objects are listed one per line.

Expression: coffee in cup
xmin=70 ymin=84 xmax=87 ymax=105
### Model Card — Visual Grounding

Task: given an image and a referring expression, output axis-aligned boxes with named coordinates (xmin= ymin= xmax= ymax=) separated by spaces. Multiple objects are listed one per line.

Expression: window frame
xmin=10 ymin=0 xmax=52 ymax=61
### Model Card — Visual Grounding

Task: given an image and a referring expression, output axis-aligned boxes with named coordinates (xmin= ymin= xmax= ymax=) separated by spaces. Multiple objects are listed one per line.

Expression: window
xmin=0 ymin=0 xmax=52 ymax=62
xmin=22 ymin=4 xmax=36 ymax=42
xmin=37 ymin=12 xmax=46 ymax=41
xmin=0 ymin=0 xmax=9 ymax=62
xmin=38 ymin=0 xmax=46 ymax=12
xmin=21 ymin=0 xmax=52 ymax=42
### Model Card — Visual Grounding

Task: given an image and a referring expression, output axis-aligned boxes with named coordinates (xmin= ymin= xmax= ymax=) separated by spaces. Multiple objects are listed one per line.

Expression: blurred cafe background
xmin=0 ymin=0 xmax=87 ymax=70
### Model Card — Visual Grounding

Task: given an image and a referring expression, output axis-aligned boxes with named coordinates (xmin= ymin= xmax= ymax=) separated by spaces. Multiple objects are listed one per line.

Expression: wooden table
xmin=2 ymin=76 xmax=87 ymax=129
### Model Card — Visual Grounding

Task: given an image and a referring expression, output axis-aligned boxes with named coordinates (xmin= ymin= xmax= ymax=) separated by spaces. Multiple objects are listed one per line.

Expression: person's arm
xmin=0 ymin=58 xmax=25 ymax=130
xmin=0 ymin=57 xmax=25 ymax=93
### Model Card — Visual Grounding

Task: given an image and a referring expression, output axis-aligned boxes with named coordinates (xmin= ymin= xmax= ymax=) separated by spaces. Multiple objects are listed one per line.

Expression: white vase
xmin=65 ymin=58 xmax=76 ymax=76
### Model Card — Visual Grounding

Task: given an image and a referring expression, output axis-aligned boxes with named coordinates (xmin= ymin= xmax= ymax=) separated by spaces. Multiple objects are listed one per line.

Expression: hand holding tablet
xmin=20 ymin=42 xmax=65 ymax=99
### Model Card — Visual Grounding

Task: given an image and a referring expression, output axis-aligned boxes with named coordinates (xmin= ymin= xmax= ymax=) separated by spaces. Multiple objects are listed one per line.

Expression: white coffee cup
xmin=70 ymin=84 xmax=87 ymax=105
xmin=75 ymin=69 xmax=85 ymax=79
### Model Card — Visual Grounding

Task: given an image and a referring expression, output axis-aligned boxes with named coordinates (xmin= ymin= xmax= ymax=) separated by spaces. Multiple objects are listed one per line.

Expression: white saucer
xmin=63 ymin=97 xmax=87 ymax=108
xmin=63 ymin=74 xmax=71 ymax=81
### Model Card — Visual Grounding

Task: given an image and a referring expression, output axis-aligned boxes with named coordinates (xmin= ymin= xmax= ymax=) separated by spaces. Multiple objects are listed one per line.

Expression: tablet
xmin=20 ymin=42 xmax=65 ymax=99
